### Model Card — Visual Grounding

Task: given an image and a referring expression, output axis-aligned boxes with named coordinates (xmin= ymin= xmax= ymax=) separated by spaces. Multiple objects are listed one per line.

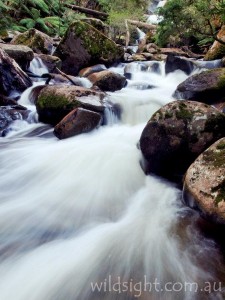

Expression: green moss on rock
xmin=203 ymin=147 xmax=225 ymax=168
xmin=11 ymin=29 xmax=53 ymax=54
xmin=211 ymin=179 xmax=225 ymax=206
xmin=55 ymin=20 xmax=124 ymax=75
xmin=37 ymin=94 xmax=79 ymax=110
xmin=175 ymin=102 xmax=193 ymax=120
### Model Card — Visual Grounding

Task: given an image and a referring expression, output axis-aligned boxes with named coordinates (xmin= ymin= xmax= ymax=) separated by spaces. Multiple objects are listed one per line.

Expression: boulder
xmin=35 ymin=54 xmax=61 ymax=73
xmin=126 ymin=53 xmax=166 ymax=62
xmin=54 ymin=20 xmax=124 ymax=75
xmin=0 ymin=43 xmax=34 ymax=70
xmin=88 ymin=70 xmax=127 ymax=92
xmin=165 ymin=55 xmax=195 ymax=75
xmin=160 ymin=48 xmax=188 ymax=57
xmin=54 ymin=108 xmax=102 ymax=139
xmin=139 ymin=100 xmax=225 ymax=180
xmin=184 ymin=138 xmax=225 ymax=224
xmin=11 ymin=29 xmax=54 ymax=55
xmin=0 ymin=106 xmax=29 ymax=136
xmin=36 ymin=85 xmax=105 ymax=125
xmin=79 ymin=64 xmax=107 ymax=77
xmin=204 ymin=26 xmax=225 ymax=61
xmin=81 ymin=18 xmax=110 ymax=36
xmin=174 ymin=68 xmax=225 ymax=104
xmin=145 ymin=43 xmax=159 ymax=54
xmin=127 ymin=54 xmax=148 ymax=62
xmin=0 ymin=48 xmax=32 ymax=96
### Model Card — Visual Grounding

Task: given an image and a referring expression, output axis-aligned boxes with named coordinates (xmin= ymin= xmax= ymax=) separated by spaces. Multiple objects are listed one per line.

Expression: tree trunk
xmin=65 ymin=4 xmax=108 ymax=20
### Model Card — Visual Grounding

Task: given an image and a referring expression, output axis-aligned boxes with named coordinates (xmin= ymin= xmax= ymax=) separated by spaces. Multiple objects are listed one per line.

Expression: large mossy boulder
xmin=139 ymin=100 xmax=225 ymax=181
xmin=204 ymin=26 xmax=225 ymax=61
xmin=184 ymin=138 xmax=225 ymax=224
xmin=36 ymin=85 xmax=105 ymax=125
xmin=174 ymin=68 xmax=225 ymax=103
xmin=54 ymin=108 xmax=102 ymax=139
xmin=0 ymin=48 xmax=32 ymax=96
xmin=54 ymin=21 xmax=124 ymax=76
xmin=0 ymin=43 xmax=34 ymax=70
xmin=11 ymin=29 xmax=54 ymax=55
xmin=88 ymin=70 xmax=127 ymax=92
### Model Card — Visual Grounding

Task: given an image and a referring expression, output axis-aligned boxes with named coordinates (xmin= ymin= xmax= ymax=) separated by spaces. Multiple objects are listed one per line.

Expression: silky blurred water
xmin=0 ymin=59 xmax=224 ymax=300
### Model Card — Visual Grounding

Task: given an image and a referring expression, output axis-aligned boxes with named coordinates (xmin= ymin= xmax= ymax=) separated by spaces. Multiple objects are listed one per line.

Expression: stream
xmin=0 ymin=59 xmax=224 ymax=300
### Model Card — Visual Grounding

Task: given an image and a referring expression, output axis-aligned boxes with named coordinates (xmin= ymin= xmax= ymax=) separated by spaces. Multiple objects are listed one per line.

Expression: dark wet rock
xmin=0 ymin=106 xmax=29 ymax=136
xmin=140 ymin=100 xmax=225 ymax=181
xmin=0 ymin=48 xmax=32 ymax=96
xmin=54 ymin=108 xmax=102 ymax=139
xmin=36 ymin=85 xmax=105 ymax=125
xmin=88 ymin=70 xmax=127 ymax=92
xmin=165 ymin=55 xmax=195 ymax=75
xmin=0 ymin=43 xmax=34 ymax=70
xmin=174 ymin=68 xmax=225 ymax=104
xmin=0 ymin=94 xmax=18 ymax=106
xmin=29 ymin=85 xmax=46 ymax=104
xmin=11 ymin=29 xmax=54 ymax=55
xmin=79 ymin=64 xmax=107 ymax=77
xmin=54 ymin=20 xmax=124 ymax=76
xmin=184 ymin=138 xmax=225 ymax=225
xmin=36 ymin=54 xmax=62 ymax=73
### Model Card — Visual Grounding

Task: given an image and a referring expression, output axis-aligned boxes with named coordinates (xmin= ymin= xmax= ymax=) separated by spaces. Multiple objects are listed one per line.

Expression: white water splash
xmin=28 ymin=57 xmax=48 ymax=76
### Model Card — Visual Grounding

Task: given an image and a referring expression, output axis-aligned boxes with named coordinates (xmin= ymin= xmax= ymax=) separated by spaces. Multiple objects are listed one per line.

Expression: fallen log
xmin=126 ymin=20 xmax=157 ymax=31
xmin=65 ymin=4 xmax=108 ymax=20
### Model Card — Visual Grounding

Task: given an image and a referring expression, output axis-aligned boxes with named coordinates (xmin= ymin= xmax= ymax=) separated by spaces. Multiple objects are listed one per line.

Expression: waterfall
xmin=0 ymin=62 xmax=224 ymax=300
xmin=28 ymin=57 xmax=48 ymax=76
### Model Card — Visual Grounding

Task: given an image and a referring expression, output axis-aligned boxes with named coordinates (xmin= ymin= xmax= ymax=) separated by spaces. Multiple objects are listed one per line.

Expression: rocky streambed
xmin=0 ymin=20 xmax=225 ymax=300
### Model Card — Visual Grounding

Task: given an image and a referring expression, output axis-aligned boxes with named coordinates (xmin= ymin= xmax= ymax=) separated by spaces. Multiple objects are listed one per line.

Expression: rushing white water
xmin=0 ymin=62 xmax=224 ymax=300
xmin=28 ymin=57 xmax=48 ymax=76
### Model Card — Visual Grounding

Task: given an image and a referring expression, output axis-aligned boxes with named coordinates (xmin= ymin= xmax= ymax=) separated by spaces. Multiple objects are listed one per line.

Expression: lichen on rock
xmin=184 ymin=138 xmax=225 ymax=224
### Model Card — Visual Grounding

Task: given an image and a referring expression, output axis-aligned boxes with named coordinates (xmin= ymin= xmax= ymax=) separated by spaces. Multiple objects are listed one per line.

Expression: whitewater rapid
xmin=0 ymin=59 xmax=224 ymax=300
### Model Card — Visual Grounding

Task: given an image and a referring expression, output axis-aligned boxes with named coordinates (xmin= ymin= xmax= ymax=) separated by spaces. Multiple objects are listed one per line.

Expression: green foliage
xmin=155 ymin=0 xmax=225 ymax=48
xmin=0 ymin=0 xmax=77 ymax=36
xmin=0 ymin=0 xmax=148 ymax=38
xmin=97 ymin=0 xmax=148 ymax=40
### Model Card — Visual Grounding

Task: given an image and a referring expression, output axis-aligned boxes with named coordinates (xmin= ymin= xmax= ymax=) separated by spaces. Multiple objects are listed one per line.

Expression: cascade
xmin=0 ymin=59 xmax=224 ymax=300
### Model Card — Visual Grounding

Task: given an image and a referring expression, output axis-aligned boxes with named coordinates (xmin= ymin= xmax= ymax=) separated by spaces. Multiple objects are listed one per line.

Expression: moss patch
xmin=13 ymin=29 xmax=50 ymax=54
xmin=203 ymin=148 xmax=225 ymax=168
xmin=211 ymin=179 xmax=225 ymax=206
xmin=69 ymin=21 xmax=123 ymax=61
xmin=37 ymin=93 xmax=79 ymax=110
xmin=175 ymin=102 xmax=193 ymax=121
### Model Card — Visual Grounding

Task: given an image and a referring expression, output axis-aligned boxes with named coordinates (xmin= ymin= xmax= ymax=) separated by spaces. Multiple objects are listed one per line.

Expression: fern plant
xmin=19 ymin=8 xmax=61 ymax=34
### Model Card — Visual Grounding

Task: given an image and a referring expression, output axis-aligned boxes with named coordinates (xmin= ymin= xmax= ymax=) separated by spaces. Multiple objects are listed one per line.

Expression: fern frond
xmin=27 ymin=0 xmax=49 ymax=14
xmin=19 ymin=18 xmax=36 ymax=29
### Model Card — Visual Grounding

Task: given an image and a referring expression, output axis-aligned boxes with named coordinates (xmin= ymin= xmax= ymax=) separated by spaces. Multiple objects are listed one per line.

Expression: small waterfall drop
xmin=28 ymin=57 xmax=48 ymax=76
